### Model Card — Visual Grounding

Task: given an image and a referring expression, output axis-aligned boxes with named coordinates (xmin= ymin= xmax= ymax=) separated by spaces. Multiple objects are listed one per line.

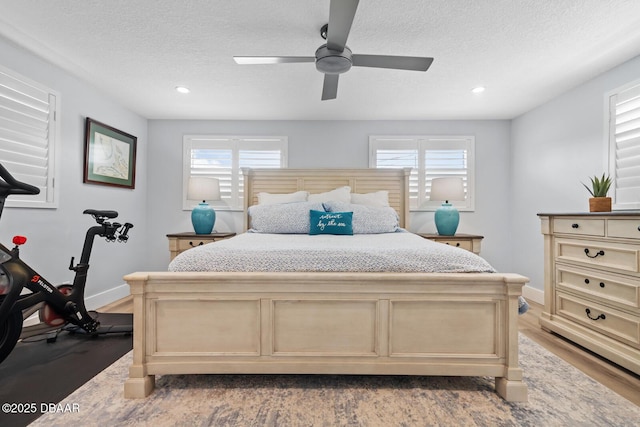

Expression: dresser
xmin=417 ymin=233 xmax=483 ymax=255
xmin=538 ymin=212 xmax=640 ymax=374
xmin=167 ymin=232 xmax=236 ymax=261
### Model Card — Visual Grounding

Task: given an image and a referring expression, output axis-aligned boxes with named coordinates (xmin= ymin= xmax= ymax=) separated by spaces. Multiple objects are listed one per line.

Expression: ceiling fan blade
xmin=321 ymin=74 xmax=339 ymax=100
xmin=326 ymin=0 xmax=359 ymax=52
xmin=352 ymin=54 xmax=434 ymax=71
xmin=233 ymin=56 xmax=315 ymax=65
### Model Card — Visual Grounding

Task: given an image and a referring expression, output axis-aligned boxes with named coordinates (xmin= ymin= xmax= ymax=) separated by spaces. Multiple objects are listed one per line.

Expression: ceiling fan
xmin=233 ymin=0 xmax=434 ymax=101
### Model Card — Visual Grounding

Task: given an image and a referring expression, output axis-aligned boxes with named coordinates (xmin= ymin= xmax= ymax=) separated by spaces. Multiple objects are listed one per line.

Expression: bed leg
xmin=123 ymin=275 xmax=154 ymax=398
xmin=124 ymin=374 xmax=155 ymax=398
xmin=495 ymin=375 xmax=528 ymax=402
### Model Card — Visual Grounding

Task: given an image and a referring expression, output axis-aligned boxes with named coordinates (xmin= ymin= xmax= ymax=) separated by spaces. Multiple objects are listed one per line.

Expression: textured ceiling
xmin=1 ymin=0 xmax=640 ymax=120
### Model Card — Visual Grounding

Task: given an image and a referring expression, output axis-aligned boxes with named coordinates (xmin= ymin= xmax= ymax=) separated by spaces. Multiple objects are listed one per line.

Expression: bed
xmin=123 ymin=168 xmax=528 ymax=401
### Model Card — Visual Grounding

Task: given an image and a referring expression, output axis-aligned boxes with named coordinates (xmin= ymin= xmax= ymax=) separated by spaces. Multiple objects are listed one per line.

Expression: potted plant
xmin=582 ymin=173 xmax=612 ymax=212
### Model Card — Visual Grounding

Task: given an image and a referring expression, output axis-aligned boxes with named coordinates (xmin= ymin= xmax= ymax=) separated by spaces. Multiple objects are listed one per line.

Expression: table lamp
xmin=187 ymin=177 xmax=220 ymax=234
xmin=429 ymin=177 xmax=465 ymax=236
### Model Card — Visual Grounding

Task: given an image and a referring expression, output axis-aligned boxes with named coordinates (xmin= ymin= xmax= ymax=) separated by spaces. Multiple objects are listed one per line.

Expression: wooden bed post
xmin=400 ymin=167 xmax=410 ymax=229
xmin=242 ymin=167 xmax=254 ymax=232
xmin=495 ymin=274 xmax=529 ymax=402
xmin=123 ymin=273 xmax=155 ymax=398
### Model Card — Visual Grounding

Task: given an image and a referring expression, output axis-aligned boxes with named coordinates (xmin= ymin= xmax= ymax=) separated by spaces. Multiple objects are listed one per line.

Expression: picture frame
xmin=83 ymin=118 xmax=137 ymax=189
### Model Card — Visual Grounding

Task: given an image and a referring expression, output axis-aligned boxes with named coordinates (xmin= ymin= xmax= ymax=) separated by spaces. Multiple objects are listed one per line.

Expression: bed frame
xmin=124 ymin=168 xmax=528 ymax=401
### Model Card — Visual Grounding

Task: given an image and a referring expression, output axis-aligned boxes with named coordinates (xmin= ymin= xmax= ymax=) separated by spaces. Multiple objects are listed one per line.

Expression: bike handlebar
xmin=0 ymin=164 xmax=40 ymax=196
xmin=119 ymin=223 xmax=134 ymax=242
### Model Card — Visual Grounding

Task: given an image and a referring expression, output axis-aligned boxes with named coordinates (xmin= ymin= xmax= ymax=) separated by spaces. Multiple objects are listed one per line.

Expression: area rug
xmin=29 ymin=335 xmax=639 ymax=426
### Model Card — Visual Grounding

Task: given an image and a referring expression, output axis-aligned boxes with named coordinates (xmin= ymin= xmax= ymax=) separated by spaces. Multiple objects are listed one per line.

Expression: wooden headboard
xmin=242 ymin=168 xmax=410 ymax=231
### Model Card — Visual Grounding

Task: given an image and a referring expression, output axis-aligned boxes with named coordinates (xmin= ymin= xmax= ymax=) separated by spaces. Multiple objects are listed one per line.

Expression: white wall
xmin=0 ymin=35 xmax=149 ymax=307
xmin=147 ymin=119 xmax=513 ymax=271
xmin=510 ymin=54 xmax=640 ymax=293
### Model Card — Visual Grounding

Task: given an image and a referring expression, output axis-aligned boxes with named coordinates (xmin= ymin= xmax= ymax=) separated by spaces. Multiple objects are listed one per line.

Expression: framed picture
xmin=83 ymin=118 xmax=137 ymax=189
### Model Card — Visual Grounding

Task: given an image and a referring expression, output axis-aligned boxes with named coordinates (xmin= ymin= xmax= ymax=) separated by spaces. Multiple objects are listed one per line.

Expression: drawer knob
xmin=188 ymin=241 xmax=204 ymax=248
xmin=572 ymin=223 xmax=579 ymax=229
xmin=584 ymin=248 xmax=605 ymax=258
xmin=585 ymin=308 xmax=606 ymax=321
xmin=584 ymin=279 xmax=605 ymax=288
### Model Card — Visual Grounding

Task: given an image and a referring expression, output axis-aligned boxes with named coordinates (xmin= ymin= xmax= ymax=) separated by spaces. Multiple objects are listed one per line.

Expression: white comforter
xmin=168 ymin=231 xmax=496 ymax=273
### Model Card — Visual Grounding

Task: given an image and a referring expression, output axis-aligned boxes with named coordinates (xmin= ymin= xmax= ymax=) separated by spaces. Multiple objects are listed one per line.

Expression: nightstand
xmin=417 ymin=233 xmax=484 ymax=255
xmin=167 ymin=232 xmax=236 ymax=260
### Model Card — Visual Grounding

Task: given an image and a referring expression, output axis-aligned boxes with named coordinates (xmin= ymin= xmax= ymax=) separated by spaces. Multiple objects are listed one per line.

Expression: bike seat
xmin=83 ymin=209 xmax=118 ymax=219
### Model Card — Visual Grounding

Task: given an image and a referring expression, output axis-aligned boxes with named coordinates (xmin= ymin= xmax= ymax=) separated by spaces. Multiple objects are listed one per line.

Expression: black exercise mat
xmin=0 ymin=312 xmax=132 ymax=427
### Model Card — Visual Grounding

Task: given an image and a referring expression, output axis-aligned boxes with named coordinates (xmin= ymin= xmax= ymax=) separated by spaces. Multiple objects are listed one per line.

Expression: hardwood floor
xmin=102 ymin=296 xmax=640 ymax=407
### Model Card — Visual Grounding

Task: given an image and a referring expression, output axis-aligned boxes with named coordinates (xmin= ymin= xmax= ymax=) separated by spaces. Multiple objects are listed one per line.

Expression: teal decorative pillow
xmin=309 ymin=210 xmax=353 ymax=235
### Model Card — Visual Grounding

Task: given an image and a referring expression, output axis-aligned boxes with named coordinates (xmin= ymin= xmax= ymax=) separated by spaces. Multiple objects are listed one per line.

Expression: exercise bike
xmin=0 ymin=164 xmax=133 ymax=364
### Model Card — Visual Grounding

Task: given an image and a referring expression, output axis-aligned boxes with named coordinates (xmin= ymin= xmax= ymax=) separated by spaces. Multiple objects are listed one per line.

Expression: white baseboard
xmin=22 ymin=283 xmax=130 ymax=327
xmin=522 ymin=285 xmax=544 ymax=305
xmin=85 ymin=283 xmax=131 ymax=311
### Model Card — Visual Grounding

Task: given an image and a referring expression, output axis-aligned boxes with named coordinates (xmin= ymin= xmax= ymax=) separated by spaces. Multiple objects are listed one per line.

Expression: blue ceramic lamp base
xmin=191 ymin=202 xmax=216 ymax=235
xmin=434 ymin=202 xmax=459 ymax=236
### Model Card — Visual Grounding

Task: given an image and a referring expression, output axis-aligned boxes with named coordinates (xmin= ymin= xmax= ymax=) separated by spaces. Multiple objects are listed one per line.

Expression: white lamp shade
xmin=187 ymin=177 xmax=220 ymax=201
xmin=429 ymin=177 xmax=465 ymax=202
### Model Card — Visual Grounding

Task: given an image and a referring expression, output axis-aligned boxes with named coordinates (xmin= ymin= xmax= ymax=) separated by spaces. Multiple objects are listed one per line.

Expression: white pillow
xmin=308 ymin=186 xmax=351 ymax=203
xmin=323 ymin=201 xmax=399 ymax=234
xmin=258 ymin=190 xmax=308 ymax=205
xmin=248 ymin=201 xmax=324 ymax=233
xmin=351 ymin=191 xmax=389 ymax=207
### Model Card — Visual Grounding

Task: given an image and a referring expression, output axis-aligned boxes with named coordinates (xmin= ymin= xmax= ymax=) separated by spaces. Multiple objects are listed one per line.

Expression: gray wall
xmin=0 ymin=35 xmax=149 ymax=307
xmin=147 ymin=120 xmax=513 ymax=272
xmin=510 ymin=55 xmax=640 ymax=292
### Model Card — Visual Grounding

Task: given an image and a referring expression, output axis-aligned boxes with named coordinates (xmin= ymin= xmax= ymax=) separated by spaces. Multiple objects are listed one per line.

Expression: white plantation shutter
xmin=609 ymin=81 xmax=640 ymax=210
xmin=371 ymin=138 xmax=420 ymax=206
xmin=183 ymin=135 xmax=287 ymax=210
xmin=0 ymin=66 xmax=58 ymax=208
xmin=370 ymin=136 xmax=475 ymax=211
xmin=423 ymin=137 xmax=473 ymax=210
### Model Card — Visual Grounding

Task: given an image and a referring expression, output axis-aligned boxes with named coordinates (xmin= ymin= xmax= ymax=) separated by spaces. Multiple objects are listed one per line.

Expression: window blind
xmin=609 ymin=81 xmax=640 ymax=210
xmin=423 ymin=138 xmax=470 ymax=205
xmin=370 ymin=136 xmax=475 ymax=211
xmin=183 ymin=136 xmax=288 ymax=210
xmin=0 ymin=66 xmax=58 ymax=207
xmin=373 ymin=140 xmax=420 ymax=204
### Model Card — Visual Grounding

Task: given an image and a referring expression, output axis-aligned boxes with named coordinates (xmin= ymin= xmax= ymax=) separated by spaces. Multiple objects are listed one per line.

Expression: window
xmin=608 ymin=80 xmax=640 ymax=210
xmin=369 ymin=135 xmax=475 ymax=211
xmin=0 ymin=65 xmax=59 ymax=208
xmin=183 ymin=135 xmax=288 ymax=210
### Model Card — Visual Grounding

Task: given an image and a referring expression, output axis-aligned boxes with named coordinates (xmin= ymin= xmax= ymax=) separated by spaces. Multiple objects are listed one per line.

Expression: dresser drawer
xmin=554 ymin=218 xmax=604 ymax=237
xmin=608 ymin=219 xmax=640 ymax=240
xmin=556 ymin=266 xmax=640 ymax=309
xmin=176 ymin=237 xmax=216 ymax=252
xmin=556 ymin=239 xmax=640 ymax=273
xmin=434 ymin=239 xmax=473 ymax=251
xmin=556 ymin=293 xmax=640 ymax=348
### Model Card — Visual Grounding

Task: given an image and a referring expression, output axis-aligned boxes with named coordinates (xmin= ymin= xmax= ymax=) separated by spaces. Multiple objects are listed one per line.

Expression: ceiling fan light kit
xmin=315 ymin=45 xmax=352 ymax=74
xmin=233 ymin=0 xmax=433 ymax=100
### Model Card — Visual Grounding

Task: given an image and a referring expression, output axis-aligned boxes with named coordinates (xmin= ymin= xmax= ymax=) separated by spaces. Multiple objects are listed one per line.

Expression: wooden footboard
xmin=123 ymin=271 xmax=528 ymax=402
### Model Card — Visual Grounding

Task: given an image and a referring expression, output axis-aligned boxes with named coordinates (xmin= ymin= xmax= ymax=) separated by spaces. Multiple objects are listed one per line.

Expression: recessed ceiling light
xmin=175 ymin=86 xmax=190 ymax=94
xmin=472 ymin=86 xmax=485 ymax=94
